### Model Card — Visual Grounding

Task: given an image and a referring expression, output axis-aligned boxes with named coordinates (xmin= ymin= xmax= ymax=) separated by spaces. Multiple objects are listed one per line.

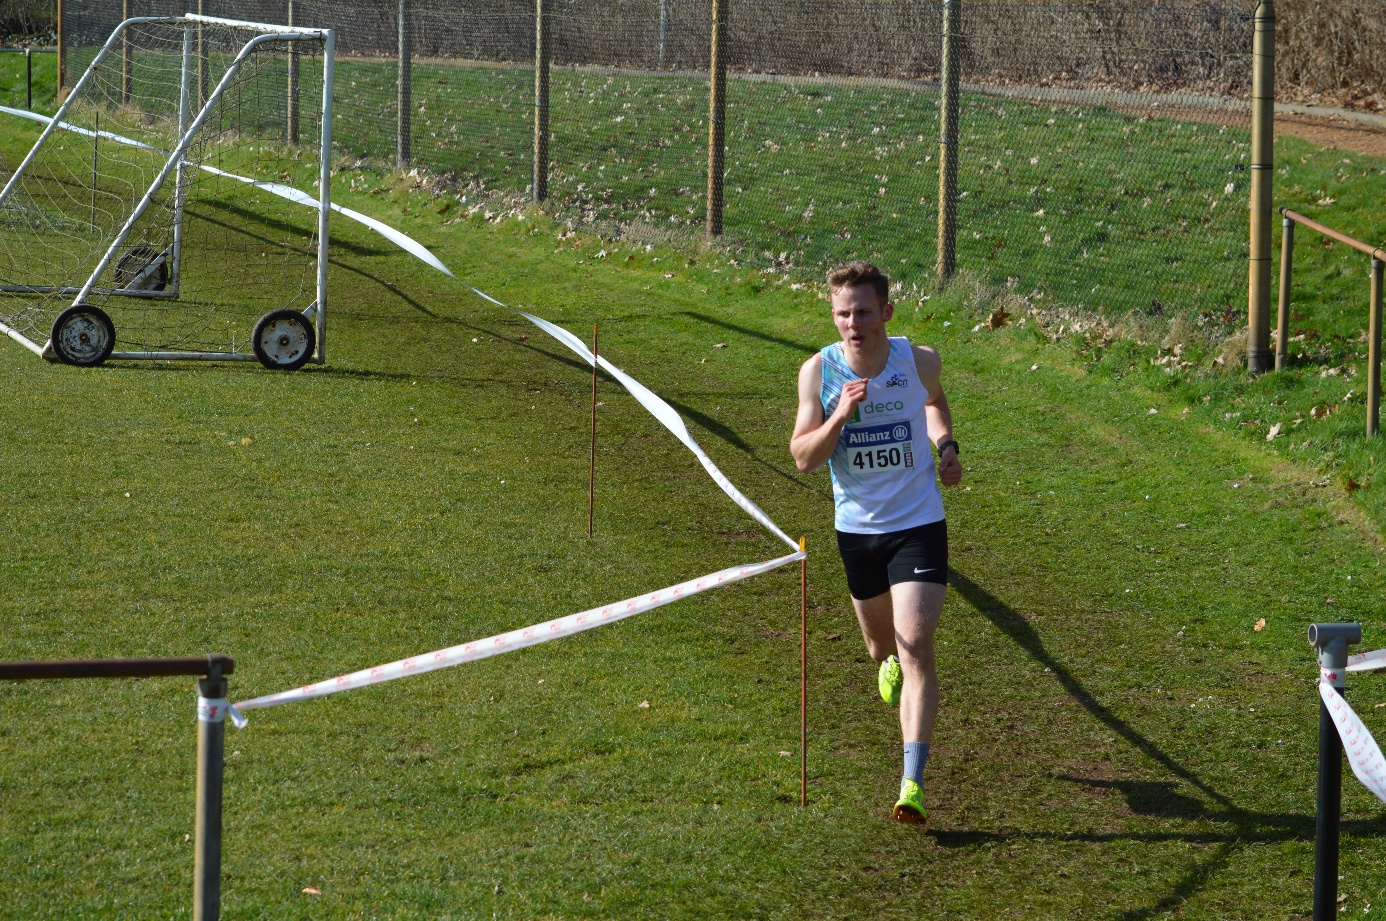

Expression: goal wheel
xmin=113 ymin=245 xmax=169 ymax=292
xmin=50 ymin=304 xmax=116 ymax=367
xmin=252 ymin=309 xmax=316 ymax=371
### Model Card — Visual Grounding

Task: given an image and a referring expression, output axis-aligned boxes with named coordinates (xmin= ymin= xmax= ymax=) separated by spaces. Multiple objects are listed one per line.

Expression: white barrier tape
xmin=227 ymin=548 xmax=805 ymax=727
xmin=1348 ymin=648 xmax=1386 ymax=673
xmin=1319 ymin=681 xmax=1386 ymax=805
xmin=515 ymin=310 xmax=799 ymax=550
xmin=1322 ymin=666 xmax=1347 ymax=689
xmin=197 ymin=696 xmax=230 ymax=723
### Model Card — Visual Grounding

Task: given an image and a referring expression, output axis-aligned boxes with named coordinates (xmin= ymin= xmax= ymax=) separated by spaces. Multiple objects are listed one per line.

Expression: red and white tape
xmin=229 ymin=549 xmax=804 ymax=727
xmin=1347 ymin=648 xmax=1386 ymax=673
xmin=1319 ymin=680 xmax=1386 ymax=804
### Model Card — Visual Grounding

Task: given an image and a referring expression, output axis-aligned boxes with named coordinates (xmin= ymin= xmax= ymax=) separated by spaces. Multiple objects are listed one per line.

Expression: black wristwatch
xmin=936 ymin=439 xmax=959 ymax=458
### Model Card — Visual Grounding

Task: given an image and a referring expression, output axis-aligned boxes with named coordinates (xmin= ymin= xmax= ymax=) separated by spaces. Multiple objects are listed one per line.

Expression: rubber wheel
xmin=50 ymin=304 xmax=116 ymax=367
xmin=113 ymin=245 xmax=169 ymax=292
xmin=252 ymin=309 xmax=315 ymax=371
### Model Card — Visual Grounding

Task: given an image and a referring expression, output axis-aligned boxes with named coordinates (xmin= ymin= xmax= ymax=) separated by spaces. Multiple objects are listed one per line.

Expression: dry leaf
xmin=639 ymin=700 xmax=650 ymax=708
xmin=1266 ymin=423 xmax=1282 ymax=441
xmin=1345 ymin=477 xmax=1362 ymax=493
xmin=1254 ymin=618 xmax=1266 ymax=632
xmin=987 ymin=307 xmax=1010 ymax=329
xmin=824 ymin=633 xmax=842 ymax=641
xmin=302 ymin=887 xmax=321 ymax=896
xmin=713 ymin=342 xmax=728 ymax=349
xmin=1317 ymin=197 xmax=1337 ymax=206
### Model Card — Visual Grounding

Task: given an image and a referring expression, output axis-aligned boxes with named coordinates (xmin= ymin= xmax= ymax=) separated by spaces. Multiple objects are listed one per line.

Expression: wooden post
xmin=800 ymin=536 xmax=807 ymax=808
xmin=706 ymin=0 xmax=726 ymax=238
xmin=533 ymin=0 xmax=550 ymax=202
xmin=55 ymin=0 xmax=63 ymax=95
xmin=588 ymin=323 xmax=598 ymax=537
xmin=936 ymin=0 xmax=960 ymax=285
xmin=1246 ymin=0 xmax=1275 ymax=373
xmin=397 ymin=0 xmax=412 ymax=169
xmin=1275 ymin=215 xmax=1294 ymax=370
xmin=197 ymin=0 xmax=207 ymax=110
xmin=121 ymin=0 xmax=131 ymax=105
xmin=1370 ymin=258 xmax=1383 ymax=437
xmin=287 ymin=0 xmax=300 ymax=145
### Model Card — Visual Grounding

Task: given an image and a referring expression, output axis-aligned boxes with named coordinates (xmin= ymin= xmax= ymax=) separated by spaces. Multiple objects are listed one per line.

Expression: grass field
xmin=1 ymin=127 xmax=1385 ymax=918
xmin=3 ymin=49 xmax=1386 ymax=919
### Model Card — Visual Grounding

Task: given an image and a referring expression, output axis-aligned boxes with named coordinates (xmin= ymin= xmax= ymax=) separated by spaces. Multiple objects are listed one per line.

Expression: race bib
xmin=844 ymin=421 xmax=915 ymax=473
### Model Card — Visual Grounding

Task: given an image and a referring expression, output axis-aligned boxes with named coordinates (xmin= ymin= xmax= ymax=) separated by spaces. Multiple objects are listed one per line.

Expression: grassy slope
xmin=0 ymin=149 xmax=1384 ymax=919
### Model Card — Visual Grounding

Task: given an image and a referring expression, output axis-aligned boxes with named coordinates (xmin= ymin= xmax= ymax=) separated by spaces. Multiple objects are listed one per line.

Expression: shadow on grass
xmin=942 ymin=568 xmax=1386 ymax=917
xmin=677 ymin=310 xmax=819 ymax=356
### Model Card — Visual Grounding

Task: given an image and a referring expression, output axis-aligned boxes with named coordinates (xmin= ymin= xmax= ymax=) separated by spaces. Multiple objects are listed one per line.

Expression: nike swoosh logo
xmin=914 ymin=567 xmax=928 ymax=574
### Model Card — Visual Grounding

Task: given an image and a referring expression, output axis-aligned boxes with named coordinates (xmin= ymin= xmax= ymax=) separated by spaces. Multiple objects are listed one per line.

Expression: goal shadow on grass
xmin=943 ymin=569 xmax=1386 ymax=918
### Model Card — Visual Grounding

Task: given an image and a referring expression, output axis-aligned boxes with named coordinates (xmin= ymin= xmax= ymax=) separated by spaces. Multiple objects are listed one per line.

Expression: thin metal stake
xmin=588 ymin=323 xmax=598 ymax=537
xmin=800 ymin=535 xmax=807 ymax=807
xmin=25 ymin=48 xmax=31 ymax=110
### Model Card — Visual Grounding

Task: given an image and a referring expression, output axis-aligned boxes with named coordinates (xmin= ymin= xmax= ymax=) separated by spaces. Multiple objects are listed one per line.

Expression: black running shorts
xmin=835 ymin=519 xmax=948 ymax=600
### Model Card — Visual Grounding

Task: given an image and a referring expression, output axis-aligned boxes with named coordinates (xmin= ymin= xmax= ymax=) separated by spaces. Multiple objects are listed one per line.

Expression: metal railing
xmin=0 ymin=47 xmax=56 ymax=110
xmin=1277 ymin=207 xmax=1386 ymax=434
xmin=0 ymin=654 xmax=235 ymax=921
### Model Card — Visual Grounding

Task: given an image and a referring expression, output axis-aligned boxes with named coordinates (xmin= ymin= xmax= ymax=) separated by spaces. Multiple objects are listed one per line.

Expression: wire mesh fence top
xmin=45 ymin=1 xmax=1269 ymax=320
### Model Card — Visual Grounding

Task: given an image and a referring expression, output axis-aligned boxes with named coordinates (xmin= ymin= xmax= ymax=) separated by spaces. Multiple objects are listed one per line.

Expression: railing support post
xmin=533 ymin=0 xmax=550 ymax=202
xmin=1370 ymin=258 xmax=1383 ymax=437
xmin=193 ymin=657 xmax=231 ymax=921
xmin=1275 ymin=216 xmax=1294 ymax=370
xmin=25 ymin=47 xmax=32 ymax=110
xmin=1308 ymin=623 xmax=1360 ymax=921
xmin=706 ymin=0 xmax=727 ymax=238
xmin=1246 ymin=0 xmax=1275 ymax=373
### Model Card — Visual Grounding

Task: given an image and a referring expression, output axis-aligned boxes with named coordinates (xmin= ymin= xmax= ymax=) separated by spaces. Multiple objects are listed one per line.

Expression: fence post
xmin=533 ymin=0 xmax=550 ymax=202
xmin=1246 ymin=0 xmax=1275 ymax=373
xmin=193 ymin=655 xmax=232 ymax=921
xmin=1370 ymin=258 xmax=1383 ymax=437
xmin=1308 ymin=623 xmax=1360 ymax=921
xmin=121 ymin=0 xmax=131 ymax=105
xmin=397 ymin=0 xmax=412 ymax=169
xmin=1275 ymin=215 xmax=1294 ymax=370
xmin=25 ymin=48 xmax=32 ymax=110
xmin=286 ymin=0 xmax=300 ymax=145
xmin=659 ymin=0 xmax=669 ymax=67
xmin=937 ymin=0 xmax=960 ymax=285
xmin=197 ymin=0 xmax=207 ymax=110
xmin=706 ymin=0 xmax=726 ymax=238
xmin=55 ymin=0 xmax=63 ymax=95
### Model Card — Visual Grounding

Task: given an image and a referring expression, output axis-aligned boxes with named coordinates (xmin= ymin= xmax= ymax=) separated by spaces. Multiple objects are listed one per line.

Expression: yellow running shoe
xmin=893 ymin=778 xmax=927 ymax=825
xmin=878 ymin=654 xmax=902 ymax=706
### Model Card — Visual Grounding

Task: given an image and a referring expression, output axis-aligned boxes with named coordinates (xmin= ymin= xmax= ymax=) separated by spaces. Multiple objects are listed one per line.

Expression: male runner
xmin=789 ymin=261 xmax=962 ymax=825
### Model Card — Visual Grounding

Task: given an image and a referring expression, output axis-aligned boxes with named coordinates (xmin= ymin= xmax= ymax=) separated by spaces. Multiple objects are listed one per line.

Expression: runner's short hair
xmin=827 ymin=261 xmax=889 ymax=306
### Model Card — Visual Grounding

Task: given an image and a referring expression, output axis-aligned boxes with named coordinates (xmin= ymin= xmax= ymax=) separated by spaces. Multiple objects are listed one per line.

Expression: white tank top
xmin=819 ymin=336 xmax=945 ymax=534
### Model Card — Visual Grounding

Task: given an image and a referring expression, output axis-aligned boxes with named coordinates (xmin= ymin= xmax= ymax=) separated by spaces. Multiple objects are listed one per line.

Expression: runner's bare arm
xmin=791 ymin=354 xmax=865 ymax=473
xmin=915 ymin=346 xmax=962 ymax=486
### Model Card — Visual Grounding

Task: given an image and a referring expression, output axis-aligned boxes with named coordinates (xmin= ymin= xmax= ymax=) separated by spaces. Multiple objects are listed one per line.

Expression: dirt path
xmin=1276 ymin=111 xmax=1386 ymax=158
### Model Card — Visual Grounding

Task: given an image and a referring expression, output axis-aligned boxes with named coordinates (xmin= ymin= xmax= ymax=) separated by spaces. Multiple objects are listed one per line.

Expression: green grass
xmin=1 ymin=149 xmax=1385 ymax=919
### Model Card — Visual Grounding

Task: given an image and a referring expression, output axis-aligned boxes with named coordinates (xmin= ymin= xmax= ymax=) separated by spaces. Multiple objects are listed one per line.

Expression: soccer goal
xmin=0 ymin=15 xmax=333 ymax=370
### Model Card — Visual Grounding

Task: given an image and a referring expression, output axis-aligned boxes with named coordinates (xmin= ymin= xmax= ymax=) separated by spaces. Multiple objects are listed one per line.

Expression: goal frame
xmin=0 ymin=14 xmax=335 ymax=365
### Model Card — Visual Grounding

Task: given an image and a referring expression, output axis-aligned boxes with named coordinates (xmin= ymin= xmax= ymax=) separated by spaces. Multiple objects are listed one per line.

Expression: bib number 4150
xmin=849 ymin=446 xmax=912 ymax=471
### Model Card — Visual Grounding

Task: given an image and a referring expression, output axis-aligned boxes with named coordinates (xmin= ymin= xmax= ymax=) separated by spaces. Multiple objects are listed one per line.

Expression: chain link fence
xmin=54 ymin=0 xmax=1268 ymax=318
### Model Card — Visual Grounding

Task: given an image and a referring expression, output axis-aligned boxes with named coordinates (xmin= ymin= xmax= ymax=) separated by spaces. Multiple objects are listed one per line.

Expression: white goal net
xmin=0 ymin=15 xmax=333 ymax=368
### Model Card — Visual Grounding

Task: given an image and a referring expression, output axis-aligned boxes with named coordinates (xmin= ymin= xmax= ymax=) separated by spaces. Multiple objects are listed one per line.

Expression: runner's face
xmin=831 ymin=285 xmax=893 ymax=352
